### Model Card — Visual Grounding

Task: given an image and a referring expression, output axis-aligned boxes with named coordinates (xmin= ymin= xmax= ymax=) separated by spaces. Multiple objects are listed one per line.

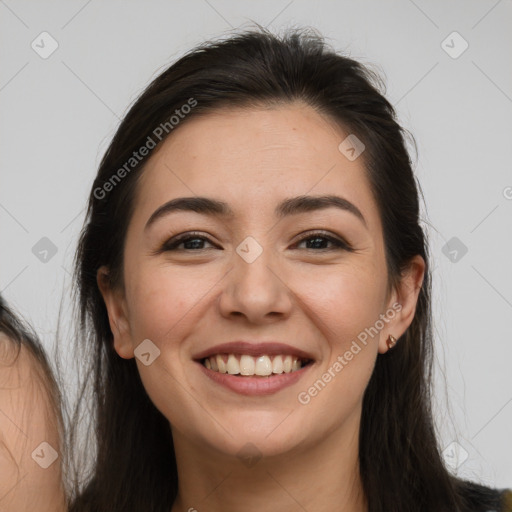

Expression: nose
xmin=217 ymin=243 xmax=293 ymax=325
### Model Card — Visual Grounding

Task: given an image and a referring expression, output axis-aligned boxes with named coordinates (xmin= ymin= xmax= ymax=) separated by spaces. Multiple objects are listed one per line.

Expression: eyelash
xmin=160 ymin=231 xmax=352 ymax=253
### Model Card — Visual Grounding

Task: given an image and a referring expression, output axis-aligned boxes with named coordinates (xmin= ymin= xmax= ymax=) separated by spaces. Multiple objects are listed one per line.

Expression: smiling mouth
xmin=201 ymin=353 xmax=313 ymax=377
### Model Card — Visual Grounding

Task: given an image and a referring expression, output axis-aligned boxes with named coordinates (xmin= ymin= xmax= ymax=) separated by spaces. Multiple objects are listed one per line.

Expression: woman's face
xmin=100 ymin=102 xmax=423 ymax=460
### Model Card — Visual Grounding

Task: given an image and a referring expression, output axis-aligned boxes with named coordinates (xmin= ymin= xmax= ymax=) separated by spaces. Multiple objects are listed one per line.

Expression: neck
xmin=170 ymin=407 xmax=368 ymax=512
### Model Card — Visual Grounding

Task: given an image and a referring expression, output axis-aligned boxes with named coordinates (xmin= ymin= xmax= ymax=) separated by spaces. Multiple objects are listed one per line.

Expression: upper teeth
xmin=203 ymin=354 xmax=304 ymax=376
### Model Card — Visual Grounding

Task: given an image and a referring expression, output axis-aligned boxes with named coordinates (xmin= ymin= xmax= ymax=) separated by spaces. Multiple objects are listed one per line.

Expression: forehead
xmin=135 ymin=103 xmax=380 ymax=229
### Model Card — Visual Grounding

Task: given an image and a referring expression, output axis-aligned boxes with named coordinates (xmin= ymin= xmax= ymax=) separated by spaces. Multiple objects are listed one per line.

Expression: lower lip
xmin=196 ymin=361 xmax=313 ymax=396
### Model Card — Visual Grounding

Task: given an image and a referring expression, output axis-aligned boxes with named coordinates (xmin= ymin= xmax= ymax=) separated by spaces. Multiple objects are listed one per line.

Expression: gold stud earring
xmin=386 ymin=334 xmax=397 ymax=349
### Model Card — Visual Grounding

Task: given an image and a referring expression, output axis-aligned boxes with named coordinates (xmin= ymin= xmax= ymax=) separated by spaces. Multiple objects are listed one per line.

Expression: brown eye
xmin=161 ymin=232 xmax=218 ymax=252
xmin=294 ymin=231 xmax=352 ymax=251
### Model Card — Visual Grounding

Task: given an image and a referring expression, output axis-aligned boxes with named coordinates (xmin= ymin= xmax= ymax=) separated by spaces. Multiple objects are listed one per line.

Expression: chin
xmin=199 ymin=411 xmax=311 ymax=460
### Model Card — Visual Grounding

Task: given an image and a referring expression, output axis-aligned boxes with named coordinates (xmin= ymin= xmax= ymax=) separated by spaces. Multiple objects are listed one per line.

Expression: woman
xmin=67 ymin=26 xmax=511 ymax=511
xmin=0 ymin=295 xmax=67 ymax=511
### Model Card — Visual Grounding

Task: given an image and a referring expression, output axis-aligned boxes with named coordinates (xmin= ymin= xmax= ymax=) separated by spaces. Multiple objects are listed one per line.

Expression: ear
xmin=378 ymin=254 xmax=426 ymax=354
xmin=97 ymin=266 xmax=134 ymax=359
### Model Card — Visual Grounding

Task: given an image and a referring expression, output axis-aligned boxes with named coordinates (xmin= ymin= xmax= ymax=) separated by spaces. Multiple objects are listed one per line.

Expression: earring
xmin=386 ymin=334 xmax=397 ymax=349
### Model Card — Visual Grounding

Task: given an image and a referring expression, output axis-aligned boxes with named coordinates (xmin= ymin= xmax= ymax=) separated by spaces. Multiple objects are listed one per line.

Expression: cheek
xmin=295 ymin=261 xmax=387 ymax=342
xmin=125 ymin=262 xmax=212 ymax=342
xmin=292 ymin=263 xmax=384 ymax=402
xmin=122 ymin=265 xmax=209 ymax=429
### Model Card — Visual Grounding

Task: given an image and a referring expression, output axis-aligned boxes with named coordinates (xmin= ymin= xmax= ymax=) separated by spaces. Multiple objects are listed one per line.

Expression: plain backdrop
xmin=1 ymin=0 xmax=511 ymax=488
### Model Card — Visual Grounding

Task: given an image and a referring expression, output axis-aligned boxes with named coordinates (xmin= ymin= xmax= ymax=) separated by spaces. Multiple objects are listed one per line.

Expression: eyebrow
xmin=145 ymin=194 xmax=367 ymax=230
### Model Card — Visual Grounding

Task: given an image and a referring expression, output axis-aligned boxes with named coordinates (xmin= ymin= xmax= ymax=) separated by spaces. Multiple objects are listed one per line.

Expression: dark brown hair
xmin=67 ymin=25 xmax=505 ymax=512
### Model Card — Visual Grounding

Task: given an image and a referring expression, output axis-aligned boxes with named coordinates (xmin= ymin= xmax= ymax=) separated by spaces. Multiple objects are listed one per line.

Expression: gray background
xmin=1 ymin=0 xmax=511 ymax=487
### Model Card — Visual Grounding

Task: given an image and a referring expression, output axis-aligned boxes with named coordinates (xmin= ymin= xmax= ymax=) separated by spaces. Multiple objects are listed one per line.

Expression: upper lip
xmin=193 ymin=341 xmax=315 ymax=361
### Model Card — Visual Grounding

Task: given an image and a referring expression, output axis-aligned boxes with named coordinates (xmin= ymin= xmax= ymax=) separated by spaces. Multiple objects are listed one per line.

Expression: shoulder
xmin=501 ymin=489 xmax=512 ymax=512
xmin=0 ymin=329 xmax=67 ymax=510
xmin=457 ymin=479 xmax=512 ymax=512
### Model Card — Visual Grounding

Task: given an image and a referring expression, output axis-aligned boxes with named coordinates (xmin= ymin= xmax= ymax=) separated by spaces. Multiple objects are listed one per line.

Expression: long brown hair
xmin=67 ymin=26 xmax=505 ymax=511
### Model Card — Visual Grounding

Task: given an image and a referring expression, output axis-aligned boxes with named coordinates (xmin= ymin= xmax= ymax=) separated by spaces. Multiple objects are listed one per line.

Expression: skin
xmin=99 ymin=102 xmax=425 ymax=512
xmin=0 ymin=334 xmax=67 ymax=512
